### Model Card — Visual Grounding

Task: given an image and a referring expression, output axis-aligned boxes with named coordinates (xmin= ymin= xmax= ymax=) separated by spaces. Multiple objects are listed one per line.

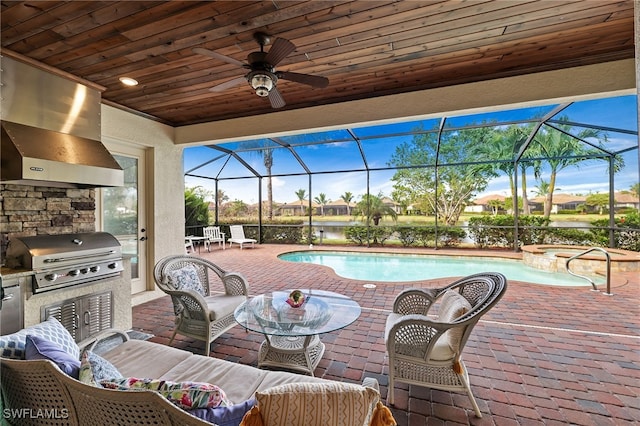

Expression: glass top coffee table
xmin=234 ymin=289 xmax=361 ymax=376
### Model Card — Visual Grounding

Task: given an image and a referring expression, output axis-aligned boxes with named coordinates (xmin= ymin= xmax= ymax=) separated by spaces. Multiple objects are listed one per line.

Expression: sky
xmin=184 ymin=94 xmax=639 ymax=205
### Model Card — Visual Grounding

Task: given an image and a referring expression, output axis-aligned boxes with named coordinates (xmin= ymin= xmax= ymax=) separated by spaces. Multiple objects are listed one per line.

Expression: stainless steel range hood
xmin=1 ymin=54 xmax=124 ymax=188
xmin=1 ymin=121 xmax=124 ymax=188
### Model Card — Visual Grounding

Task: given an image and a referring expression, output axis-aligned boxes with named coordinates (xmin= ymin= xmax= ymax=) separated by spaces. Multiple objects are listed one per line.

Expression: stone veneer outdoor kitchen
xmin=0 ymin=184 xmax=96 ymax=238
xmin=1 ymin=182 xmax=132 ymax=333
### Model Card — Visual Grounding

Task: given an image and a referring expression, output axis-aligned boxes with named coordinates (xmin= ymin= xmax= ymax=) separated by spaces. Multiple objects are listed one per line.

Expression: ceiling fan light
xmin=249 ymin=73 xmax=273 ymax=97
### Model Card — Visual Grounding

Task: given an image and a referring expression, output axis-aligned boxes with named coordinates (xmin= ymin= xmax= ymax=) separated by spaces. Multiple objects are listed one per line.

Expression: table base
xmin=258 ymin=334 xmax=325 ymax=376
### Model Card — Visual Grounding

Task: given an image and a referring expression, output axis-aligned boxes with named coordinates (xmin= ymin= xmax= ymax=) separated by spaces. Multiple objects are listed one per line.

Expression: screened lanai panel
xmin=351 ymin=118 xmax=441 ymax=138
xmin=437 ymin=128 xmax=498 ymax=166
xmin=553 ymin=96 xmax=638 ymax=136
xmin=472 ymin=122 xmax=538 ymax=163
xmin=231 ymin=144 xmax=308 ymax=176
xmin=271 ymin=175 xmax=311 ymax=206
xmin=531 ymin=123 xmax=613 ymax=161
xmin=212 ymin=153 xmax=259 ymax=179
xmin=443 ymin=105 xmax=556 ymax=129
xmin=310 ymin=171 xmax=368 ymax=206
xmin=184 ymin=146 xmax=231 ymax=179
xmin=543 ymin=154 xmax=617 ymax=196
xmin=361 ymin=134 xmax=437 ymax=168
xmin=294 ymin=140 xmax=366 ymax=173
xmin=219 ymin=178 xmax=260 ymax=214
xmin=549 ymin=125 xmax=638 ymax=154
xmin=216 ymin=138 xmax=282 ymax=153
xmin=276 ymin=129 xmax=354 ymax=146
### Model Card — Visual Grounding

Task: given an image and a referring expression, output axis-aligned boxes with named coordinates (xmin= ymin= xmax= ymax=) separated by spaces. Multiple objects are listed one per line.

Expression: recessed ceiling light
xmin=119 ymin=77 xmax=138 ymax=86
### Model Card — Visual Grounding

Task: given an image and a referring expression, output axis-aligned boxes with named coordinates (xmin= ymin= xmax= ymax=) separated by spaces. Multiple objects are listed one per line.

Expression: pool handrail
xmin=565 ymin=247 xmax=612 ymax=295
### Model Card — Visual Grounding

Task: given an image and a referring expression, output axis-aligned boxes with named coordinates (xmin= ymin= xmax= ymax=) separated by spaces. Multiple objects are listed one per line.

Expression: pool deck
xmin=133 ymin=244 xmax=640 ymax=425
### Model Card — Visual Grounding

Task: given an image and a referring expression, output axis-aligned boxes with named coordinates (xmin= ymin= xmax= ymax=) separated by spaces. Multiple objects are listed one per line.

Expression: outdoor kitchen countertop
xmin=1 ymin=267 xmax=34 ymax=278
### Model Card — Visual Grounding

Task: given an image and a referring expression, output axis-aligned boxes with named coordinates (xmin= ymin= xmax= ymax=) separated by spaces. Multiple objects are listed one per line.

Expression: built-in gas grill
xmin=5 ymin=232 xmax=123 ymax=294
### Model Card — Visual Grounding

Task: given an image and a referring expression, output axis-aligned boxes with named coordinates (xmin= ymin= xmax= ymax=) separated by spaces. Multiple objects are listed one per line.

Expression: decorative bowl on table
xmin=286 ymin=290 xmax=305 ymax=308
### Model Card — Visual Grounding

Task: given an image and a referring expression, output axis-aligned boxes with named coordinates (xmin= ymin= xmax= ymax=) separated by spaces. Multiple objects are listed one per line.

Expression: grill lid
xmin=6 ymin=232 xmax=122 ymax=270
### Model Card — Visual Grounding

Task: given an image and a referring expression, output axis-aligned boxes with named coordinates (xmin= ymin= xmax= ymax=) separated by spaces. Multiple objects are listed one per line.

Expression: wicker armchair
xmin=154 ymin=255 xmax=249 ymax=356
xmin=385 ymin=272 xmax=507 ymax=418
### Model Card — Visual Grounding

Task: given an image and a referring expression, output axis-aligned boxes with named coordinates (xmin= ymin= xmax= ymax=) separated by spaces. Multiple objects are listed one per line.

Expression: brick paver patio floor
xmin=132 ymin=244 xmax=639 ymax=425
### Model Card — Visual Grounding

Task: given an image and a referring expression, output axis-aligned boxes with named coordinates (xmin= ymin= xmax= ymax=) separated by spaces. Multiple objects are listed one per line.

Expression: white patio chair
xmin=385 ymin=272 xmax=507 ymax=418
xmin=228 ymin=225 xmax=257 ymax=249
xmin=203 ymin=226 xmax=225 ymax=251
xmin=184 ymin=237 xmax=195 ymax=254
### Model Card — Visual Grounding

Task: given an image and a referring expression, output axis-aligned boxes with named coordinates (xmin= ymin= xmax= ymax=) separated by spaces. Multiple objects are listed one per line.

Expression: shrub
xmin=396 ymin=226 xmax=417 ymax=247
xmin=467 ymin=215 xmax=549 ymax=248
xmin=591 ymin=211 xmax=640 ymax=251
xmin=344 ymin=225 xmax=394 ymax=246
xmin=395 ymin=226 xmax=465 ymax=247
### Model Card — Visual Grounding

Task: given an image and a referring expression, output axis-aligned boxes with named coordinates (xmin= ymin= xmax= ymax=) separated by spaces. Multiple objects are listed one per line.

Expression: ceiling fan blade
xmin=208 ymin=76 xmax=246 ymax=92
xmin=193 ymin=47 xmax=245 ymax=68
xmin=277 ymin=71 xmax=329 ymax=88
xmin=265 ymin=37 xmax=296 ymax=66
xmin=268 ymin=87 xmax=286 ymax=109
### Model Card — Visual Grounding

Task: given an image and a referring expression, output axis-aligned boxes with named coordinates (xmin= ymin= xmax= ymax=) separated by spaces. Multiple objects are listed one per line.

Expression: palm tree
xmin=532 ymin=119 xmax=605 ymax=218
xmin=533 ymin=180 xmax=558 ymax=216
xmin=340 ymin=191 xmax=354 ymax=215
xmin=215 ymin=189 xmax=229 ymax=218
xmin=261 ymin=147 xmax=274 ymax=220
xmin=314 ymin=193 xmax=329 ymax=216
xmin=295 ymin=189 xmax=306 ymax=215
xmin=353 ymin=193 xmax=397 ymax=225
xmin=472 ymin=124 xmax=539 ymax=215
xmin=247 ymin=143 xmax=275 ymax=220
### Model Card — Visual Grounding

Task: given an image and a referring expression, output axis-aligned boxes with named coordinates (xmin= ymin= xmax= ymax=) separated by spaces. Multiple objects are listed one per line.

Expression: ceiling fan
xmin=193 ymin=32 xmax=329 ymax=109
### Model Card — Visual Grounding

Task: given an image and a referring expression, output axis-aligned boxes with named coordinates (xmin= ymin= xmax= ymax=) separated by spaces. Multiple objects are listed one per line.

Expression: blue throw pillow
xmin=188 ymin=398 xmax=256 ymax=426
xmin=25 ymin=334 xmax=81 ymax=379
xmin=0 ymin=316 xmax=79 ymax=360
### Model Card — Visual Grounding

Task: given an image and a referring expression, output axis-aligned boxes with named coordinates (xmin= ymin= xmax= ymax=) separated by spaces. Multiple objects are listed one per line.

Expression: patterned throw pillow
xmin=0 ymin=316 xmax=79 ymax=360
xmin=165 ymin=265 xmax=205 ymax=314
xmin=253 ymin=382 xmax=379 ymax=426
xmin=25 ymin=334 xmax=81 ymax=379
xmin=100 ymin=377 xmax=231 ymax=410
xmin=79 ymin=351 xmax=123 ymax=385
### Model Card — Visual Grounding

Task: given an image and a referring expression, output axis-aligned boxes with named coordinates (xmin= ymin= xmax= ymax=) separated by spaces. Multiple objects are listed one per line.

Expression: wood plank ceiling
xmin=1 ymin=1 xmax=635 ymax=127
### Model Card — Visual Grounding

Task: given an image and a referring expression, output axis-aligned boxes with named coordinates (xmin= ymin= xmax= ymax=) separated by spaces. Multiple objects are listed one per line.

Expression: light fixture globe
xmin=248 ymin=71 xmax=276 ymax=97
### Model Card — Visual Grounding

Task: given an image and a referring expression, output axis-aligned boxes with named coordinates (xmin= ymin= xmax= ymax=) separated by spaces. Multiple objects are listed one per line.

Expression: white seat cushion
xmin=205 ymin=295 xmax=246 ymax=321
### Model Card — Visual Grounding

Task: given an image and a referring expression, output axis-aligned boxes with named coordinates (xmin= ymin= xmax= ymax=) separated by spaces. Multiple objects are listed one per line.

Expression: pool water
xmin=279 ymin=251 xmax=603 ymax=286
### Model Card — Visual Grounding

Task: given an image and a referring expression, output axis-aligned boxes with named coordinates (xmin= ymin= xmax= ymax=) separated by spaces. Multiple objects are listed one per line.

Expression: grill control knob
xmin=44 ymin=273 xmax=58 ymax=281
xmin=80 ymin=268 xmax=89 ymax=274
xmin=68 ymin=269 xmax=80 ymax=277
xmin=90 ymin=266 xmax=100 ymax=273
xmin=108 ymin=262 xmax=119 ymax=269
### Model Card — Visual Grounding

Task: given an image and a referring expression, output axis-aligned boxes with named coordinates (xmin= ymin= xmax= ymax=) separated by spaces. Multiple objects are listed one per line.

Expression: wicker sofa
xmin=1 ymin=328 xmax=390 ymax=426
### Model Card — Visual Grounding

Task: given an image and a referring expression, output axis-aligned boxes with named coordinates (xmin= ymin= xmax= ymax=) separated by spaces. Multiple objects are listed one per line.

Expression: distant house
xmin=464 ymin=195 xmax=506 ymax=213
xmin=614 ymin=192 xmax=640 ymax=211
xmin=324 ymin=199 xmax=356 ymax=216
xmin=530 ymin=194 xmax=586 ymax=214
xmin=277 ymin=200 xmax=320 ymax=216
xmin=381 ymin=197 xmax=402 ymax=214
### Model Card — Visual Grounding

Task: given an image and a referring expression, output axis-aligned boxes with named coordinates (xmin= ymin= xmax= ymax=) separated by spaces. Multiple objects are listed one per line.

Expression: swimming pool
xmin=279 ymin=251 xmax=603 ymax=286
